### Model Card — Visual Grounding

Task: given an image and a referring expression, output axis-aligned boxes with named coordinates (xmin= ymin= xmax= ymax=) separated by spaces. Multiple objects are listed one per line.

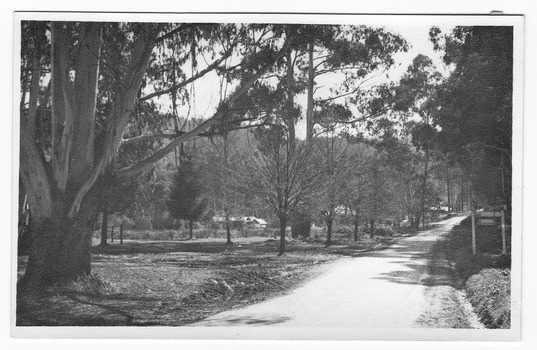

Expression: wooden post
xmin=111 ymin=225 xmax=114 ymax=243
xmin=120 ymin=224 xmax=124 ymax=245
xmin=471 ymin=198 xmax=477 ymax=255
xmin=471 ymin=212 xmax=476 ymax=255
xmin=501 ymin=207 xmax=506 ymax=254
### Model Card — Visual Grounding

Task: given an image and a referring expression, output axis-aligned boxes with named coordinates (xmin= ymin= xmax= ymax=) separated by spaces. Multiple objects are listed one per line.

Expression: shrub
xmin=152 ymin=213 xmax=180 ymax=230
xmin=459 ymin=216 xmax=472 ymax=227
xmin=447 ymin=220 xmax=512 ymax=329
xmin=373 ymin=225 xmax=396 ymax=237
xmin=466 ymin=268 xmax=511 ymax=328
xmin=133 ymin=216 xmax=152 ymax=230
xmin=308 ymin=226 xmax=325 ymax=241
xmin=140 ymin=231 xmax=152 ymax=240
xmin=334 ymin=226 xmax=354 ymax=237
xmin=167 ymin=230 xmax=175 ymax=240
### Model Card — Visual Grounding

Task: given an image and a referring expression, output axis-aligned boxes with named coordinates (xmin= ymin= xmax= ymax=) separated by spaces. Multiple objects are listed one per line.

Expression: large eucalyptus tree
xmin=18 ymin=21 xmax=294 ymax=293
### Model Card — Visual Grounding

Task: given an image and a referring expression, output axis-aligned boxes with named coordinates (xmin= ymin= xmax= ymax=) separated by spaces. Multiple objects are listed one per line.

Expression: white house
xmin=240 ymin=216 xmax=268 ymax=228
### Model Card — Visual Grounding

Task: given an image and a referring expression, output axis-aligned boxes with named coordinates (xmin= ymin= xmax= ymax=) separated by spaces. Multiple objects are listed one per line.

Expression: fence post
xmin=111 ymin=225 xmax=114 ymax=243
xmin=501 ymin=206 xmax=506 ymax=254
xmin=120 ymin=224 xmax=124 ymax=245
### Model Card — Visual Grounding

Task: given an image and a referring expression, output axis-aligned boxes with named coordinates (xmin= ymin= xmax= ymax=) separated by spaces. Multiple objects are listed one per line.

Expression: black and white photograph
xmin=9 ymin=8 xmax=526 ymax=343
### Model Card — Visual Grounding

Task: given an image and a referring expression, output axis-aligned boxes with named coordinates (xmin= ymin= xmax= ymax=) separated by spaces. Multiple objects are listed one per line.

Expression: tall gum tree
xmin=18 ymin=21 xmax=294 ymax=294
xmin=430 ymin=26 xmax=513 ymax=209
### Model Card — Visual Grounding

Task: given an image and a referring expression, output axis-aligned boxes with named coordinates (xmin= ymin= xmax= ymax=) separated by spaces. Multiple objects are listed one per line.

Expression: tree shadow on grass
xmin=16 ymin=292 xmax=165 ymax=326
xmin=92 ymin=241 xmax=243 ymax=255
xmin=90 ymin=239 xmax=334 ymax=257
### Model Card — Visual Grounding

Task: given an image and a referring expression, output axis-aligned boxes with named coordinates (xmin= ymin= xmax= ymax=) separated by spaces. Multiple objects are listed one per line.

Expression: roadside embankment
xmin=446 ymin=216 xmax=511 ymax=329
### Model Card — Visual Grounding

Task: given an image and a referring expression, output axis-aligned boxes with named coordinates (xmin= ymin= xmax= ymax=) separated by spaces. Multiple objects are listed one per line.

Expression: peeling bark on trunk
xmin=18 ymin=186 xmax=100 ymax=296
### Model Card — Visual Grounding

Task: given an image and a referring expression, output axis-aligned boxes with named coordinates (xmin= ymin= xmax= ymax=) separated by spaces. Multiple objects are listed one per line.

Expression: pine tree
xmin=167 ymin=159 xmax=207 ymax=239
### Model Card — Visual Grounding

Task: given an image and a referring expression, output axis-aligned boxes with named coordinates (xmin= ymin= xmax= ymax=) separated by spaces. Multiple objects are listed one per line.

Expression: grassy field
xmin=17 ymin=231 xmax=394 ymax=326
xmin=446 ymin=217 xmax=512 ymax=329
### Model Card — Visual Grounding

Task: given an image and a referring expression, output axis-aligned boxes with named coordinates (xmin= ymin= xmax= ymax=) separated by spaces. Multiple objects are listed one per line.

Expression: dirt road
xmin=191 ymin=215 xmax=483 ymax=328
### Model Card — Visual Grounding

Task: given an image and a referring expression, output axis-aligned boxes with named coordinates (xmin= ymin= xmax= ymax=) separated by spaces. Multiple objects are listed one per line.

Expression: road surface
xmin=191 ymin=215 xmax=482 ymax=328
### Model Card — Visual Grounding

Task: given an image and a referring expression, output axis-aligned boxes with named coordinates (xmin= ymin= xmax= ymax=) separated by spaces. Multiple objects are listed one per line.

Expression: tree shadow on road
xmin=354 ymin=236 xmax=461 ymax=288
xmin=194 ymin=313 xmax=291 ymax=326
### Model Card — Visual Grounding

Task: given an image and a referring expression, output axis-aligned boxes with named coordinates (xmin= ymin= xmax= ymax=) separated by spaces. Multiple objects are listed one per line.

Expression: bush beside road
xmin=446 ymin=216 xmax=511 ymax=329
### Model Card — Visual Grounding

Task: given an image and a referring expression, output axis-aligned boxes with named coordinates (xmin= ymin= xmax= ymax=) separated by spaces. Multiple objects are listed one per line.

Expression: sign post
xmin=471 ymin=211 xmax=477 ymax=255
xmin=471 ymin=199 xmax=477 ymax=255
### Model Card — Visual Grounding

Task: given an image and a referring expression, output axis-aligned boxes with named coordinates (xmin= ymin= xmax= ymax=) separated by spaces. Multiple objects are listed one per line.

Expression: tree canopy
xmin=431 ymin=26 xmax=513 ymax=207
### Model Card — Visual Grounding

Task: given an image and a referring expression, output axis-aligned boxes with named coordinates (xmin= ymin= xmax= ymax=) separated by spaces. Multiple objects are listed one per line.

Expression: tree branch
xmin=68 ymin=23 xmax=159 ymax=218
xmin=138 ymin=48 xmax=233 ymax=102
xmin=154 ymin=23 xmax=198 ymax=43
xmin=116 ymin=35 xmax=293 ymax=178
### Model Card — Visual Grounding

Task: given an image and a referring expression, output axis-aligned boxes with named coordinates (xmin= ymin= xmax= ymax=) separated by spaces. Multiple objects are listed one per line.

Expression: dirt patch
xmin=16 ymin=237 xmax=388 ymax=326
xmin=414 ymin=233 xmax=483 ymax=329
xmin=415 ymin=286 xmax=483 ymax=328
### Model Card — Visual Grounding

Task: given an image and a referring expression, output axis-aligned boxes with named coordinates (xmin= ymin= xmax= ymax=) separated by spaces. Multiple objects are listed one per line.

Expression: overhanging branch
xmin=154 ymin=23 xmax=198 ymax=43
xmin=116 ymin=35 xmax=293 ymax=178
xmin=138 ymin=49 xmax=233 ymax=102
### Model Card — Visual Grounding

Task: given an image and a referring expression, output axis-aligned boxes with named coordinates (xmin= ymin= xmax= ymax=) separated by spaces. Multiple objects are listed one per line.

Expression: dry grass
xmin=16 ymin=236 xmax=388 ymax=326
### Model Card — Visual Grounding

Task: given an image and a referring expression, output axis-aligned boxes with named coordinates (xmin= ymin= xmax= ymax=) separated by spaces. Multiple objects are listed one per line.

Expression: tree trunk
xmin=189 ymin=220 xmax=193 ymax=240
xmin=446 ymin=170 xmax=452 ymax=212
xmin=18 ymin=23 xmax=157 ymax=296
xmin=99 ymin=201 xmax=108 ymax=246
xmin=278 ymin=216 xmax=287 ymax=256
xmin=325 ymin=219 xmax=333 ymax=247
xmin=414 ymin=211 xmax=421 ymax=229
xmin=422 ymin=211 xmax=426 ymax=228
xmin=418 ymin=147 xmax=429 ymax=228
xmin=286 ymin=50 xmax=296 ymax=148
xmin=460 ymin=177 xmax=464 ymax=211
xmin=353 ymin=220 xmax=359 ymax=242
xmin=225 ymin=220 xmax=232 ymax=244
xmin=18 ymin=189 xmax=100 ymax=296
xmin=306 ymin=41 xmax=314 ymax=142
xmin=369 ymin=219 xmax=375 ymax=238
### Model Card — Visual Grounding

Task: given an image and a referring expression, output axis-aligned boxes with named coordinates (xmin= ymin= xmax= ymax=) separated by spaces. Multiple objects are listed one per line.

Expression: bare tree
xmin=240 ymin=126 xmax=322 ymax=255
xmin=314 ymin=137 xmax=359 ymax=246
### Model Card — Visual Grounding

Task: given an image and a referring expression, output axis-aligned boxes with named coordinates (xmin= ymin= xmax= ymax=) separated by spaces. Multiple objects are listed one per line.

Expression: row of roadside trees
xmin=18 ymin=21 xmax=512 ymax=294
